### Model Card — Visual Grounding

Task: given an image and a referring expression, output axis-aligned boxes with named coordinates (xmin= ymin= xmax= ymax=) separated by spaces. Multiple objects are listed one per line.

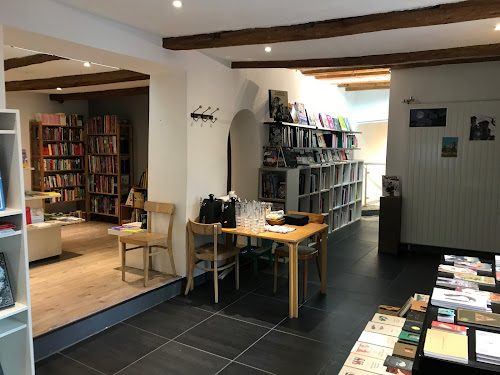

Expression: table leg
xmin=321 ymin=229 xmax=327 ymax=294
xmin=288 ymin=242 xmax=299 ymax=318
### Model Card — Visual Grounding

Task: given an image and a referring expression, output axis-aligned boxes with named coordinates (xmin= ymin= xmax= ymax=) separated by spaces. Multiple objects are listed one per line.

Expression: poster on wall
xmin=409 ymin=108 xmax=447 ymax=127
xmin=0 ymin=253 xmax=15 ymax=310
xmin=442 ymin=137 xmax=458 ymax=157
xmin=382 ymin=176 xmax=401 ymax=197
xmin=268 ymin=90 xmax=293 ymax=122
xmin=470 ymin=115 xmax=496 ymax=140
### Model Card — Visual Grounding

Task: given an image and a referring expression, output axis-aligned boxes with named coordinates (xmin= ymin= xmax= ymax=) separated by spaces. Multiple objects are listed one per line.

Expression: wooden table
xmin=222 ymin=223 xmax=328 ymax=318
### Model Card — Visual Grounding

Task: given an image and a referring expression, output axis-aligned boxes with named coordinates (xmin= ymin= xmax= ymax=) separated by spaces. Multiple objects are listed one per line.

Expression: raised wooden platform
xmin=29 ymin=221 xmax=179 ymax=337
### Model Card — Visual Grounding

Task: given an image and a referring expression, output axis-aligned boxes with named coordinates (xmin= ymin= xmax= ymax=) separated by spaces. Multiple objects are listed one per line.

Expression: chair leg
xmin=303 ymin=259 xmax=308 ymax=302
xmin=184 ymin=251 xmax=192 ymax=295
xmin=143 ymin=246 xmax=150 ymax=287
xmin=273 ymin=255 xmax=279 ymax=294
xmin=235 ymin=254 xmax=240 ymax=290
xmin=315 ymin=255 xmax=322 ymax=284
xmin=214 ymin=259 xmax=219 ymax=304
xmin=121 ymin=242 xmax=127 ymax=282
xmin=167 ymin=244 xmax=177 ymax=276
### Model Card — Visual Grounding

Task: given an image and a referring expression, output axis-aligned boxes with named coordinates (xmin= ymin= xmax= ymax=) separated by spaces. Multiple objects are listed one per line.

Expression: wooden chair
xmin=120 ymin=202 xmax=176 ymax=287
xmin=185 ymin=219 xmax=240 ymax=303
xmin=273 ymin=211 xmax=324 ymax=301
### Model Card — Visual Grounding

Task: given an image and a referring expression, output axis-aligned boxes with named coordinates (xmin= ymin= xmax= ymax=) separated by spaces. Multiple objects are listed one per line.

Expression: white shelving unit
xmin=0 ymin=109 xmax=35 ymax=375
xmin=259 ymin=160 xmax=364 ymax=235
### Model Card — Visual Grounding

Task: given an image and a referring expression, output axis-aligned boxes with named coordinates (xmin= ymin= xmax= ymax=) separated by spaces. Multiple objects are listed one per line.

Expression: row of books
xmin=87 ymin=136 xmax=117 ymax=154
xmin=43 ymin=158 xmax=83 ymax=171
xmin=88 ymin=175 xmax=118 ymax=195
xmin=52 ymin=187 xmax=85 ymax=202
xmin=90 ymin=195 xmax=118 ymax=216
xmin=40 ymin=143 xmax=84 ymax=156
xmin=35 ymin=113 xmax=84 ymax=127
xmin=87 ymin=115 xmax=118 ymax=134
xmin=44 ymin=173 xmax=84 ymax=188
xmin=88 ymin=156 xmax=118 ymax=174
xmin=261 ymin=174 xmax=284 ymax=199
xmin=296 ymin=149 xmax=349 ymax=165
xmin=37 ymin=127 xmax=84 ymax=141
xmin=269 ymin=124 xmax=358 ymax=149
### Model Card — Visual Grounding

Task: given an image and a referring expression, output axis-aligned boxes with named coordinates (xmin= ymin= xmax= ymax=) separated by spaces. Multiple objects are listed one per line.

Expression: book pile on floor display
xmin=419 ymin=254 xmax=500 ymax=372
xmin=339 ymin=293 xmax=430 ymax=374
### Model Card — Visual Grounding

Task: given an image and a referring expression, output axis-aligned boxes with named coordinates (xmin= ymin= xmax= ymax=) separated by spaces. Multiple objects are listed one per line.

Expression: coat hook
xmin=191 ymin=105 xmax=203 ymax=121
xmin=201 ymin=107 xmax=211 ymax=122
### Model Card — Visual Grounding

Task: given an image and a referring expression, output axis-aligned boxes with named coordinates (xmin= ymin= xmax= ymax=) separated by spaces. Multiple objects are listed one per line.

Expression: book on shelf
xmin=350 ymin=341 xmax=393 ymax=361
xmin=0 ymin=252 xmax=15 ymax=309
xmin=325 ymin=114 xmax=334 ymax=129
xmin=88 ymin=135 xmax=117 ymax=154
xmin=22 ymin=149 xmax=28 ymax=167
xmin=88 ymin=156 xmax=117 ymax=174
xmin=87 ymin=115 xmax=118 ymax=134
xmin=39 ymin=126 xmax=84 ymax=141
xmin=44 ymin=173 xmax=84 ymax=189
xmin=268 ymin=90 xmax=293 ymax=122
xmin=338 ymin=116 xmax=348 ymax=131
xmin=44 ymin=158 xmax=83 ymax=171
xmin=344 ymin=353 xmax=387 ymax=374
xmin=454 ymin=273 xmax=496 ymax=286
xmin=306 ymin=109 xmax=316 ymax=127
xmin=476 ymin=330 xmax=500 ymax=365
xmin=457 ymin=309 xmax=500 ymax=331
xmin=90 ymin=195 xmax=118 ymax=216
xmin=0 ymin=223 xmax=16 ymax=238
xmin=41 ymin=143 xmax=84 ymax=156
xmin=423 ymin=328 xmax=468 ymax=364
xmin=35 ymin=113 xmax=84 ymax=127
xmin=0 ymin=172 xmax=4 ymax=211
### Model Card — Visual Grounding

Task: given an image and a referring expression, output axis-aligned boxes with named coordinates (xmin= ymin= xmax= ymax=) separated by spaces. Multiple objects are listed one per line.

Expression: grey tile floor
xmin=35 ymin=217 xmax=440 ymax=375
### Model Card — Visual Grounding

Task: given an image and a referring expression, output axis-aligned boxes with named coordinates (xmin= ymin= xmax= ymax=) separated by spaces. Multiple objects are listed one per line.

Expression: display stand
xmin=0 ymin=109 xmax=35 ymax=374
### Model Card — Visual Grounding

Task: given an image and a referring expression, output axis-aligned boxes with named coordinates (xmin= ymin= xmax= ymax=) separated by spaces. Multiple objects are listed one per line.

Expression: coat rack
xmin=191 ymin=105 xmax=219 ymax=123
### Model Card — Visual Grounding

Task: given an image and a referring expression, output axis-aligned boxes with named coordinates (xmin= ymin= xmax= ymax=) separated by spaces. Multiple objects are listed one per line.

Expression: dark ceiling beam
xmin=163 ymin=0 xmax=500 ymax=50
xmin=231 ymin=43 xmax=500 ymax=69
xmin=4 ymin=54 xmax=66 ymax=71
xmin=6 ymin=70 xmax=150 ymax=92
xmin=302 ymin=68 xmax=391 ymax=76
xmin=49 ymin=86 xmax=150 ymax=102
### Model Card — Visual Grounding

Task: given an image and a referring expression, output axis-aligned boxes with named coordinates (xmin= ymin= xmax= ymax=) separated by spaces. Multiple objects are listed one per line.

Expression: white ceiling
xmin=54 ymin=0 xmax=462 ymax=37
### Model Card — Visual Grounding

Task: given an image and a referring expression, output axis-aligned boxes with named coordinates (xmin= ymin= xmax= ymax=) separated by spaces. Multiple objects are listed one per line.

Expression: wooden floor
xmin=29 ymin=221 xmax=179 ymax=338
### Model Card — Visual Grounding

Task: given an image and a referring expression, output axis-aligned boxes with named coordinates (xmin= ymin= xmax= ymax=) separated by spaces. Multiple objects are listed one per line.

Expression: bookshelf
xmin=0 ymin=109 xmax=35 ymax=374
xmin=86 ymin=116 xmax=133 ymax=222
xmin=259 ymin=161 xmax=364 ymax=235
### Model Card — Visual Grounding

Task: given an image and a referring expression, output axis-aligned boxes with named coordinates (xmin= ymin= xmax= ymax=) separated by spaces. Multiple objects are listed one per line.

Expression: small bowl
xmin=266 ymin=218 xmax=285 ymax=226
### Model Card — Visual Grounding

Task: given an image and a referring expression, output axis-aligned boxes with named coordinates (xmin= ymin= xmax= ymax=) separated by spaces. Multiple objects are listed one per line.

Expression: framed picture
xmin=268 ymin=90 xmax=292 ymax=122
xmin=470 ymin=115 xmax=496 ymax=140
xmin=0 ymin=253 xmax=15 ymax=310
xmin=442 ymin=137 xmax=458 ymax=157
xmin=410 ymin=108 xmax=447 ymax=127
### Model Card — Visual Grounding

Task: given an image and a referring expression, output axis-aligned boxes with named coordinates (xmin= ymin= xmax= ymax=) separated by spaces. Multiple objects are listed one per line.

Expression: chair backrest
xmin=144 ymin=201 xmax=175 ymax=235
xmin=187 ymin=219 xmax=222 ymax=258
xmin=287 ymin=211 xmax=324 ymax=224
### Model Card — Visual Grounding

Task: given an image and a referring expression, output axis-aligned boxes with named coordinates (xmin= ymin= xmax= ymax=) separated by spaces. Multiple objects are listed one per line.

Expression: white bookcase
xmin=259 ymin=160 xmax=364 ymax=234
xmin=0 ymin=110 xmax=35 ymax=375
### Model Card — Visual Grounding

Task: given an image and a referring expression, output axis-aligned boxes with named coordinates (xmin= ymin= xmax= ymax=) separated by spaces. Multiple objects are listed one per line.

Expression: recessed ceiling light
xmin=172 ymin=1 xmax=182 ymax=8
xmin=83 ymin=62 xmax=91 ymax=67
xmin=56 ymin=87 xmax=62 ymax=91
xmin=265 ymin=46 xmax=272 ymax=53
xmin=495 ymin=24 xmax=500 ymax=30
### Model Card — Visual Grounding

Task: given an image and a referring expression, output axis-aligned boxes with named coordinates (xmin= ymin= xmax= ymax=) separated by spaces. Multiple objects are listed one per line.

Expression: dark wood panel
xmin=163 ymin=0 xmax=500 ymax=50
xmin=4 ymin=54 xmax=66 ymax=70
xmin=49 ymin=86 xmax=149 ymax=102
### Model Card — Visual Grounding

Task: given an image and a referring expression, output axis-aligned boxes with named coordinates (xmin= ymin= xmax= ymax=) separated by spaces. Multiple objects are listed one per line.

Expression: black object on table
xmin=413 ymin=255 xmax=500 ymax=375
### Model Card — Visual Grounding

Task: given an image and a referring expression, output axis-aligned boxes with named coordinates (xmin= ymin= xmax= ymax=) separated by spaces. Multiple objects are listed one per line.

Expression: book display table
xmin=414 ymin=255 xmax=500 ymax=375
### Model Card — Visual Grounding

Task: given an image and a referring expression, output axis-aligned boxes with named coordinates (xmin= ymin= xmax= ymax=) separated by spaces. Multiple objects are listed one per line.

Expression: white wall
xmin=88 ymin=95 xmax=149 ymax=185
xmin=6 ymin=92 xmax=88 ymax=189
xmin=345 ymin=89 xmax=390 ymax=125
xmin=387 ymin=61 xmax=500 ymax=251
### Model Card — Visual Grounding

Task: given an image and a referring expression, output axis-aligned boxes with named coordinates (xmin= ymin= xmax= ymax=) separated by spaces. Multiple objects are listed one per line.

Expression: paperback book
xmin=413 ymin=293 xmax=430 ymax=303
xmin=338 ymin=366 xmax=374 ymax=375
xmin=406 ymin=310 xmax=425 ymax=324
xmin=393 ymin=342 xmax=417 ymax=360
xmin=371 ymin=313 xmax=406 ymax=328
xmin=437 ymin=308 xmax=455 ymax=324
xmin=402 ymin=320 xmax=423 ymax=335
xmin=364 ymin=322 xmax=402 ymax=337
xmin=423 ymin=328 xmax=468 ymax=364
xmin=431 ymin=321 xmax=467 ymax=335
xmin=383 ymin=355 xmax=413 ymax=375
xmin=436 ymin=276 xmax=479 ymax=290
xmin=344 ymin=353 xmax=386 ymax=374
xmin=398 ymin=331 xmax=420 ymax=345
xmin=350 ymin=341 xmax=393 ymax=361
xmin=444 ymin=255 xmax=480 ymax=263
xmin=438 ymin=264 xmax=477 ymax=275
xmin=431 ymin=287 xmax=490 ymax=312
xmin=476 ymin=330 xmax=500 ymax=365
xmin=410 ymin=300 xmax=427 ymax=313
xmin=457 ymin=309 xmax=500 ymax=331
xmin=0 ymin=253 xmax=14 ymax=309
xmin=358 ymin=331 xmax=398 ymax=349
xmin=454 ymin=273 xmax=496 ymax=286
xmin=454 ymin=261 xmax=492 ymax=273
xmin=0 ymin=172 xmax=4 ymax=211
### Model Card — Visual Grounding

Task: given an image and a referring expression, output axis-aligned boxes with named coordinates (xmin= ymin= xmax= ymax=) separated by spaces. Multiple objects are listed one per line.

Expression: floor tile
xmin=220 ymin=293 xmax=289 ymax=328
xmin=237 ymin=330 xmax=336 ymax=375
xmin=276 ymin=306 xmax=366 ymax=346
xmin=252 ymin=272 xmax=321 ymax=304
xmin=35 ymin=353 xmax=101 ymax=375
xmin=125 ymin=300 xmax=212 ymax=338
xmin=328 ymin=272 xmax=392 ymax=295
xmin=118 ymin=341 xmax=228 ymax=375
xmin=346 ymin=259 xmax=405 ymax=280
xmin=175 ymin=315 xmax=269 ymax=359
xmin=304 ymin=287 xmax=379 ymax=316
xmin=62 ymin=323 xmax=166 ymax=375
xmin=219 ymin=362 xmax=272 ymax=375
xmin=318 ymin=347 xmax=351 ymax=375
xmin=173 ymin=281 xmax=247 ymax=312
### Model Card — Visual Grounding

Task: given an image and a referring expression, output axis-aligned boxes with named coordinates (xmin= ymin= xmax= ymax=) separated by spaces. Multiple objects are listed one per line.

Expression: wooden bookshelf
xmin=29 ymin=120 xmax=87 ymax=210
xmin=85 ymin=116 xmax=133 ymax=222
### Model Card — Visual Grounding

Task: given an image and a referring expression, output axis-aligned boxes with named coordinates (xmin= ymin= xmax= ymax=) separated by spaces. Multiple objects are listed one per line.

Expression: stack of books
xmin=437 ymin=308 xmax=455 ymax=323
xmin=0 ymin=223 xmax=16 ymax=237
xmin=438 ymin=264 xmax=477 ymax=275
xmin=431 ymin=287 xmax=491 ymax=312
xmin=423 ymin=328 xmax=469 ymax=364
xmin=457 ymin=309 xmax=500 ymax=332
xmin=476 ymin=330 xmax=500 ymax=365
xmin=496 ymin=255 xmax=500 ymax=282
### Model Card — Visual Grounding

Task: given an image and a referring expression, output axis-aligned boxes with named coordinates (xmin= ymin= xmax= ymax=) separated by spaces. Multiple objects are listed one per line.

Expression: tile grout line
xmin=113 ymin=339 xmax=173 ymax=375
xmin=121 ymin=321 xmax=173 ymax=341
xmin=58 ymin=352 xmax=108 ymax=375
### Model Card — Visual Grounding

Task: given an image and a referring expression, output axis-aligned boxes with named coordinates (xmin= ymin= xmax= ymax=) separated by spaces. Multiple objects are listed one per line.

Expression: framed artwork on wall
xmin=410 ymin=108 xmax=447 ymax=127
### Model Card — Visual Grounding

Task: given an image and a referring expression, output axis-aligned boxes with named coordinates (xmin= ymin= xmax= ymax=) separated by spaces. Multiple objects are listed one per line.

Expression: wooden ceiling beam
xmin=49 ymin=86 xmax=150 ymax=102
xmin=231 ymin=43 xmax=500 ymax=69
xmin=163 ymin=0 xmax=500 ymax=50
xmin=314 ymin=71 xmax=391 ymax=80
xmin=302 ymin=68 xmax=390 ymax=76
xmin=340 ymin=82 xmax=391 ymax=91
xmin=6 ymin=70 xmax=149 ymax=92
xmin=4 ymin=54 xmax=66 ymax=71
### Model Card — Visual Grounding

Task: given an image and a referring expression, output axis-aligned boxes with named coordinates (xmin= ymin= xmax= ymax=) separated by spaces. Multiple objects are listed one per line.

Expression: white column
xmin=148 ymin=69 xmax=188 ymax=276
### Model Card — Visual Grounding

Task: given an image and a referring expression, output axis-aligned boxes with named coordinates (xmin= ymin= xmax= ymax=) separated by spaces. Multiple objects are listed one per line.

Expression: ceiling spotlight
xmin=495 ymin=24 xmax=500 ymax=31
xmin=172 ymin=1 xmax=182 ymax=8
xmin=83 ymin=62 xmax=91 ymax=67
xmin=265 ymin=46 xmax=272 ymax=53
xmin=56 ymin=87 xmax=62 ymax=91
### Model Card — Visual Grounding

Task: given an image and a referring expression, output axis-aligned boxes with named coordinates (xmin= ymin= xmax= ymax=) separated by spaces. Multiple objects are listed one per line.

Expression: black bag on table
xmin=199 ymin=194 xmax=223 ymax=224
xmin=220 ymin=197 xmax=237 ymax=228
